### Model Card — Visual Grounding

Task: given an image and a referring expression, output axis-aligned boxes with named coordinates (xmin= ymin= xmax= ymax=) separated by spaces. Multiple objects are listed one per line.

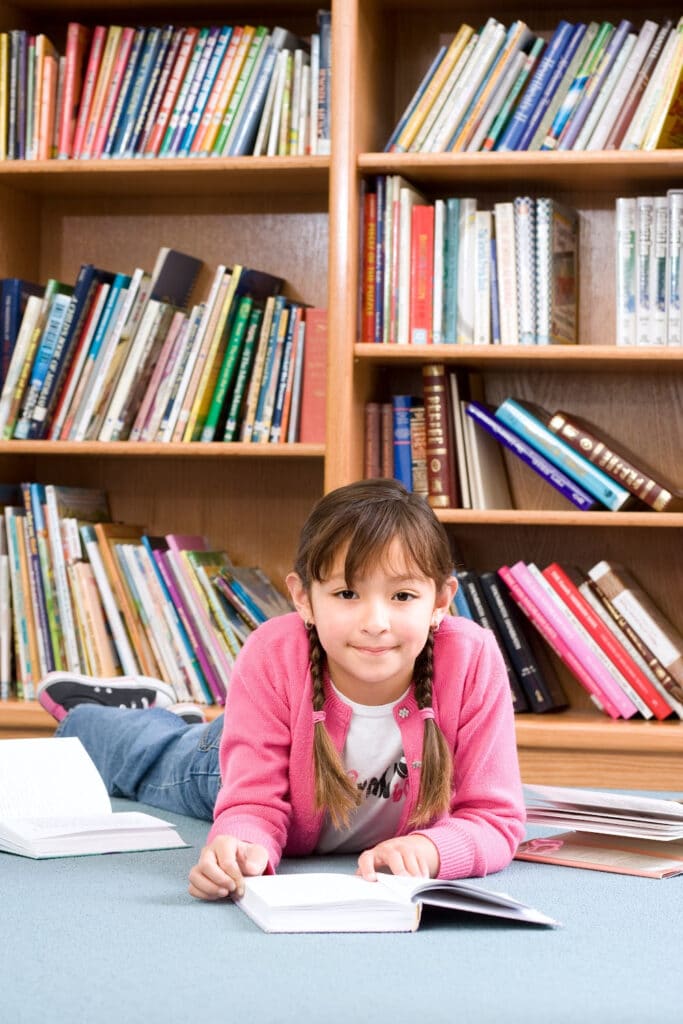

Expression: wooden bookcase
xmin=1 ymin=0 xmax=682 ymax=788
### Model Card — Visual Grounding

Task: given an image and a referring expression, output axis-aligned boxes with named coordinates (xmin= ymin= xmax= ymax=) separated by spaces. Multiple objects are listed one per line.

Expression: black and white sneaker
xmin=168 ymin=702 xmax=208 ymax=725
xmin=37 ymin=672 xmax=178 ymax=723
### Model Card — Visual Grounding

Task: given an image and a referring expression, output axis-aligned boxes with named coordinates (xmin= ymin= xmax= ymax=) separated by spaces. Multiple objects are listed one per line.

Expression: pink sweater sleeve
xmin=415 ymin=627 xmax=526 ymax=879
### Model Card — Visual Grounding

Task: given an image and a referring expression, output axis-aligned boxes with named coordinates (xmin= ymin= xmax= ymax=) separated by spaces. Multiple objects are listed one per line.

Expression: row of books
xmin=0 ymin=13 xmax=331 ymax=162
xmin=0 ymin=482 xmax=293 ymax=703
xmin=616 ymin=190 xmax=683 ymax=346
xmin=361 ymin=179 xmax=579 ymax=346
xmin=493 ymin=559 xmax=683 ymax=720
xmin=385 ymin=17 xmax=683 ymax=154
xmin=365 ymin=367 xmax=683 ymax=513
xmin=0 ymin=249 xmax=327 ymax=444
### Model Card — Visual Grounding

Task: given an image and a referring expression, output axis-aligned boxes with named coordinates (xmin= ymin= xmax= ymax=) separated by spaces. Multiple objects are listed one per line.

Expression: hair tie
xmin=312 ymin=710 xmax=326 ymax=725
xmin=419 ymin=707 xmax=435 ymax=721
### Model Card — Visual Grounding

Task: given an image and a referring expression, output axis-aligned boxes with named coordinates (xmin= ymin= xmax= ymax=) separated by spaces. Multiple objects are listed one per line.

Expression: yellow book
xmin=183 ymin=266 xmax=243 ymax=441
xmin=643 ymin=20 xmax=683 ymax=150
xmin=199 ymin=25 xmax=255 ymax=154
xmin=0 ymin=33 xmax=8 ymax=160
xmin=393 ymin=24 xmax=473 ymax=152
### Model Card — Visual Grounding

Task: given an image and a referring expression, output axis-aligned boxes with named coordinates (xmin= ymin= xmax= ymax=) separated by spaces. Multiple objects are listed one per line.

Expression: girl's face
xmin=287 ymin=539 xmax=456 ymax=706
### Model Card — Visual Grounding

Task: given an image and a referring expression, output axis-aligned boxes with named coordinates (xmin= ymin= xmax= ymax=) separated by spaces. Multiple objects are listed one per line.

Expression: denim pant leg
xmin=55 ymin=705 xmax=223 ymax=821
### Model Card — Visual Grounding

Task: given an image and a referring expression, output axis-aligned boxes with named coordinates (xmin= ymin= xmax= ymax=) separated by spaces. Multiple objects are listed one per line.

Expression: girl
xmin=39 ymin=479 xmax=525 ymax=899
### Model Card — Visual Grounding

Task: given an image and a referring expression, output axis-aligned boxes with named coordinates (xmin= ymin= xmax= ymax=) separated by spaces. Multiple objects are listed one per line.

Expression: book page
xmin=0 ymin=738 xmax=112 ymax=820
xmin=516 ymin=833 xmax=683 ymax=878
xmin=244 ymin=873 xmax=407 ymax=909
xmin=1 ymin=812 xmax=176 ymax=839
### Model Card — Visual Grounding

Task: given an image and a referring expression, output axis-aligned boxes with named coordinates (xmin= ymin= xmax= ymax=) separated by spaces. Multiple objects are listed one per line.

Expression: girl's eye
xmin=335 ymin=589 xmax=357 ymax=600
xmin=394 ymin=591 xmax=415 ymax=602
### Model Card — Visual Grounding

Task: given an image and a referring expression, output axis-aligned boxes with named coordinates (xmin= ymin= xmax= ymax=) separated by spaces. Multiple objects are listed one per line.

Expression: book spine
xmin=586 ymin=20 xmax=658 ymax=150
xmin=421 ymin=363 xmax=457 ymax=508
xmin=666 ymin=189 xmax=683 ymax=345
xmin=516 ymin=23 xmax=588 ymax=151
xmin=464 ymin=401 xmax=597 ymax=511
xmin=493 ymin=201 xmax=518 ymax=344
xmin=391 ymin=395 xmax=414 ymax=489
xmin=494 ymin=399 xmax=633 ymax=509
xmin=615 ymin=196 xmax=637 ymax=345
xmin=604 ymin=20 xmax=673 ymax=149
xmin=409 ymin=204 xmax=434 ymax=344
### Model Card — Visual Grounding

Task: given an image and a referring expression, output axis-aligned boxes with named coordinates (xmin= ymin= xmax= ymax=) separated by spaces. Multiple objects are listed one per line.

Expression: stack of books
xmin=0 ymin=13 xmax=331 ymax=161
xmin=385 ymin=17 xmax=683 ymax=154
xmin=616 ymin=190 xmax=683 ymax=346
xmin=497 ymin=560 xmax=683 ymax=720
xmin=361 ymin=181 xmax=579 ymax=346
xmin=0 ymin=249 xmax=327 ymax=445
xmin=0 ymin=482 xmax=293 ymax=703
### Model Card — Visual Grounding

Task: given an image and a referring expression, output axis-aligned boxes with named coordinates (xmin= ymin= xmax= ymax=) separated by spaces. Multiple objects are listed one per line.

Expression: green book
xmin=484 ymin=36 xmax=544 ymax=151
xmin=222 ymin=305 xmax=263 ymax=441
xmin=201 ymin=295 xmax=253 ymax=441
xmin=212 ymin=26 xmax=269 ymax=155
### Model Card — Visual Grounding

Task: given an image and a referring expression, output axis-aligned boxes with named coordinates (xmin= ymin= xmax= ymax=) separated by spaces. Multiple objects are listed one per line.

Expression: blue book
xmin=1 ymin=278 xmax=43 ymax=384
xmin=100 ymin=28 xmax=148 ymax=158
xmin=515 ymin=23 xmax=587 ymax=151
xmin=541 ymin=21 xmax=614 ymax=151
xmin=557 ymin=20 xmax=631 ymax=151
xmin=128 ymin=24 xmax=176 ymax=156
xmin=112 ymin=27 xmax=164 ymax=158
xmin=464 ymin=401 xmax=597 ymax=511
xmin=496 ymin=20 xmax=575 ymax=151
xmin=13 ymin=291 xmax=73 ymax=439
xmin=451 ymin=578 xmax=474 ymax=619
xmin=177 ymin=25 xmax=228 ymax=155
xmin=29 ymin=264 xmax=116 ymax=439
xmin=443 ymin=198 xmax=460 ymax=342
xmin=226 ymin=40 xmax=277 ymax=156
xmin=391 ymin=395 xmax=416 ymax=490
xmin=489 ymin=238 xmax=501 ymax=344
xmin=161 ymin=27 xmax=212 ymax=156
xmin=386 ymin=45 xmax=447 ymax=152
xmin=494 ymin=398 xmax=634 ymax=510
xmin=373 ymin=175 xmax=385 ymax=343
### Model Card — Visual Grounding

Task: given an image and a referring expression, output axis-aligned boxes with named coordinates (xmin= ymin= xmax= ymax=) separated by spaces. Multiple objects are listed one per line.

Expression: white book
xmin=412 ymin=33 xmax=478 ymax=152
xmin=586 ymin=20 xmax=658 ymax=151
xmin=456 ymin=197 xmax=477 ymax=343
xmin=286 ymin=319 xmax=306 ymax=442
xmin=574 ymin=33 xmax=636 ymax=151
xmin=524 ymin=783 xmax=683 ymax=840
xmin=297 ymin=63 xmax=310 ymax=155
xmin=472 ymin=209 xmax=492 ymax=345
xmin=253 ymin=48 xmax=284 ymax=156
xmin=513 ymin=196 xmax=536 ymax=344
xmin=429 ymin=20 xmax=507 ymax=154
xmin=79 ymin=526 xmax=139 ymax=677
xmin=462 ymin=408 xmax=514 ymax=509
xmin=448 ymin=375 xmax=471 ymax=509
xmin=0 ymin=737 xmax=186 ymax=859
xmin=0 ymin=554 xmax=11 ymax=699
xmin=493 ymin=201 xmax=518 ymax=344
xmin=0 ymin=294 xmax=43 ymax=435
xmin=235 ymin=871 xmax=559 ymax=933
xmin=620 ymin=27 xmax=679 ymax=150
xmin=396 ymin=183 xmax=425 ymax=344
xmin=266 ymin=49 xmax=289 ymax=156
xmin=635 ymin=195 xmax=655 ymax=345
xmin=70 ymin=286 xmax=130 ymax=442
xmin=615 ymin=196 xmax=637 ymax=345
xmin=467 ymin=48 xmax=525 ymax=152
xmin=648 ymin=195 xmax=668 ymax=345
xmin=308 ymin=33 xmax=320 ymax=154
xmin=431 ymin=199 xmax=446 ymax=343
xmin=666 ymin=189 xmax=683 ymax=345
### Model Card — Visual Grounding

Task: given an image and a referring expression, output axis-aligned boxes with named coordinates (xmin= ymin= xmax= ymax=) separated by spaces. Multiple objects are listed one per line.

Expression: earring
xmin=430 ymin=617 xmax=440 ymax=633
xmin=305 ymin=620 xmax=314 ymax=631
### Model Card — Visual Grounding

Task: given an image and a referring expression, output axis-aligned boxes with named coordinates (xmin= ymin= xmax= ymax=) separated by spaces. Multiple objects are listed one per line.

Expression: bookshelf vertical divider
xmin=0 ymin=0 xmax=682 ymax=787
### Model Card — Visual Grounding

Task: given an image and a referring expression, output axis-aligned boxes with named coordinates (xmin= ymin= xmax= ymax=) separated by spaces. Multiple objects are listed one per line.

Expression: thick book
xmin=494 ymin=399 xmax=634 ymax=510
xmin=0 ymin=737 xmax=186 ymax=859
xmin=547 ymin=410 xmax=683 ymax=512
xmin=235 ymin=871 xmax=559 ymax=933
xmin=534 ymin=198 xmax=579 ymax=345
xmin=523 ymin=783 xmax=683 ymax=840
xmin=422 ymin=363 xmax=458 ymax=508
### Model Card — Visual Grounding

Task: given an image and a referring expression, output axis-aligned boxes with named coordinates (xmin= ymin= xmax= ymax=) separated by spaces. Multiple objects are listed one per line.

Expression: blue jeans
xmin=56 ymin=706 xmax=223 ymax=820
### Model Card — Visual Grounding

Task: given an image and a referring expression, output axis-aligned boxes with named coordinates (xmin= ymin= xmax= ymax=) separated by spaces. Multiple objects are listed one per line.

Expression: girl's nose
xmin=360 ymin=601 xmax=390 ymax=634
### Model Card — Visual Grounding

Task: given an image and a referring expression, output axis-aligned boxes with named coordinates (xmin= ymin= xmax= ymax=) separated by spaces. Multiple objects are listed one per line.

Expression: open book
xmin=235 ymin=872 xmax=560 ymax=933
xmin=0 ymin=737 xmax=187 ymax=858
xmin=523 ymin=784 xmax=683 ymax=840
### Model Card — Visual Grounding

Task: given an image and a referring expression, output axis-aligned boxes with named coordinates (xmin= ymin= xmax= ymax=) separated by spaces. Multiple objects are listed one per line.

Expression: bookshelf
xmin=1 ymin=1 xmax=682 ymax=788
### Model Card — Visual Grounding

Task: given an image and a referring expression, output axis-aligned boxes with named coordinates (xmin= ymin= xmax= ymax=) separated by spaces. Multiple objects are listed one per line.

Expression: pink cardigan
xmin=208 ymin=613 xmax=525 ymax=879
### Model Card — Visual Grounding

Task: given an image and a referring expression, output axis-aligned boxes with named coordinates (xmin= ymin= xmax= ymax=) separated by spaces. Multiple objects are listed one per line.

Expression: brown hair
xmin=294 ymin=479 xmax=454 ymax=830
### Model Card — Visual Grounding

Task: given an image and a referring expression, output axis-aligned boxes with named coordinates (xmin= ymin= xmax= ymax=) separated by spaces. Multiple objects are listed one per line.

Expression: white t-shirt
xmin=316 ymin=684 xmax=409 ymax=854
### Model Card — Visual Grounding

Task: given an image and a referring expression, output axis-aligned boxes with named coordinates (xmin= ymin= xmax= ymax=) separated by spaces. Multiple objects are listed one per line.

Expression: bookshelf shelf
xmin=354 ymin=344 xmax=683 ymax=372
xmin=0 ymin=442 xmax=325 ymax=458
xmin=437 ymin=510 xmax=683 ymax=528
xmin=0 ymin=156 xmax=330 ymax=198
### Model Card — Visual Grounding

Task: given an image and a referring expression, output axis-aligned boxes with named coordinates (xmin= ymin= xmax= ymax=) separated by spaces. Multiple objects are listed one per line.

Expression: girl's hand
xmin=357 ymin=834 xmax=440 ymax=882
xmin=188 ymin=836 xmax=269 ymax=901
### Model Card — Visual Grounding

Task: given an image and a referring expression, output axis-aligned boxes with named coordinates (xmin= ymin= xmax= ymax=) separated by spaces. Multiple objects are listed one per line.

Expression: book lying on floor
xmin=516 ymin=832 xmax=683 ymax=879
xmin=235 ymin=872 xmax=560 ymax=933
xmin=524 ymin=784 xmax=683 ymax=840
xmin=0 ymin=737 xmax=187 ymax=858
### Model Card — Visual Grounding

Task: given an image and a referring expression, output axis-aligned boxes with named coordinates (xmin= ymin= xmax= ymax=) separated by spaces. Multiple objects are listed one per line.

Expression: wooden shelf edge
xmin=354 ymin=343 xmax=683 ymax=370
xmin=515 ymin=713 xmax=683 ymax=754
xmin=436 ymin=509 xmax=683 ymax=527
xmin=0 ymin=441 xmax=325 ymax=458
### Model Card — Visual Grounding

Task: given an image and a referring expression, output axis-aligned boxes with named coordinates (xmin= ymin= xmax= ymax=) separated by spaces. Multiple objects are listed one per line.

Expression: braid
xmin=410 ymin=629 xmax=453 ymax=827
xmin=308 ymin=625 xmax=361 ymax=829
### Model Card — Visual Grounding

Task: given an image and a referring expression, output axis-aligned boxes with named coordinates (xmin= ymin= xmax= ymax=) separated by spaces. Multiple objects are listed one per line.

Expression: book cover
xmin=586 ymin=20 xmax=658 ymax=150
xmin=421 ymin=363 xmax=458 ymax=508
xmin=1 ymin=277 xmax=43 ymax=384
xmin=144 ymin=26 xmax=199 ymax=156
xmin=409 ymin=203 xmax=435 ymax=344
xmin=541 ymin=21 xmax=615 ymax=151
xmin=604 ymin=20 xmax=673 ymax=149
xmin=614 ymin=196 xmax=637 ymax=345
xmin=493 ymin=201 xmax=518 ymax=344
xmin=99 ymin=26 xmax=147 ymax=158
xmin=513 ymin=196 xmax=536 ymax=344
xmin=57 ymin=22 xmax=89 ymax=158
xmin=534 ymin=198 xmax=579 ymax=345
xmin=298 ymin=308 xmax=327 ymax=444
xmin=70 ymin=24 xmax=107 ymax=158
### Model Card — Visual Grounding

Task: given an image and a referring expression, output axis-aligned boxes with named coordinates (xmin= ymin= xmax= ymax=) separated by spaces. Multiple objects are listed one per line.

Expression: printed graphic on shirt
xmin=347 ymin=756 xmax=409 ymax=805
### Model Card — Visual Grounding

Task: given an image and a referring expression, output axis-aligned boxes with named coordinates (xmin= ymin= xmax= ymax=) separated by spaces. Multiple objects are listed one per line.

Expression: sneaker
xmin=37 ymin=672 xmax=178 ymax=723
xmin=169 ymin=702 xmax=208 ymax=725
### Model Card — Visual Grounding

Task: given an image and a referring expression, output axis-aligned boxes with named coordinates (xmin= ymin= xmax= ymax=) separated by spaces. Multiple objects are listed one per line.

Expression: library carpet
xmin=1 ymin=795 xmax=680 ymax=1024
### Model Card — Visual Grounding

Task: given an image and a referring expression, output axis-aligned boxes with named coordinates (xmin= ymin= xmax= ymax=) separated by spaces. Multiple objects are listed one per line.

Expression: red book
xmin=421 ymin=362 xmax=458 ymax=508
xmin=409 ymin=204 xmax=434 ymax=344
xmin=542 ymin=562 xmax=673 ymax=720
xmin=497 ymin=565 xmax=622 ymax=720
xmin=57 ymin=22 xmax=90 ymax=158
xmin=299 ymin=308 xmax=327 ymax=444
xmin=361 ymin=191 xmax=377 ymax=343
xmin=70 ymin=25 xmax=107 ymax=158
xmin=90 ymin=26 xmax=136 ymax=159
